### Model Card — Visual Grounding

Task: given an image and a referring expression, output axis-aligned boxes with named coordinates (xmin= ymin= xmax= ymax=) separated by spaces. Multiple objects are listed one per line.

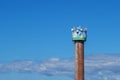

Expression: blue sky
xmin=0 ymin=0 xmax=120 ymax=80
xmin=0 ymin=55 xmax=120 ymax=80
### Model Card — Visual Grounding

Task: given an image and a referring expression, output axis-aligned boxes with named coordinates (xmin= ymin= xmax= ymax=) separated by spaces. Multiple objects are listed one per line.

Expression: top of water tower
xmin=71 ymin=26 xmax=87 ymax=41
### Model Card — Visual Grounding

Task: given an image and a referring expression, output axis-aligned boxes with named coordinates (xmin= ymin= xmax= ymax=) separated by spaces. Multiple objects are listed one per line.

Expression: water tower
xmin=71 ymin=26 xmax=87 ymax=80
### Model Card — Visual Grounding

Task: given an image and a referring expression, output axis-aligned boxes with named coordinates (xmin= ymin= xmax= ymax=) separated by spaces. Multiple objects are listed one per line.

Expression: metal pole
xmin=75 ymin=41 xmax=84 ymax=80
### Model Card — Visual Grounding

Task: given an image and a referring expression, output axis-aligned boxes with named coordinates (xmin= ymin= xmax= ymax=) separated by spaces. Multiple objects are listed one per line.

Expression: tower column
xmin=71 ymin=27 xmax=87 ymax=80
xmin=75 ymin=41 xmax=84 ymax=80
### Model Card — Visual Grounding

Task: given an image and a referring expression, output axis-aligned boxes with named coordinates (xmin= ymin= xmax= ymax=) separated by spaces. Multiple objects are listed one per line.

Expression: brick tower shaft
xmin=75 ymin=41 xmax=84 ymax=80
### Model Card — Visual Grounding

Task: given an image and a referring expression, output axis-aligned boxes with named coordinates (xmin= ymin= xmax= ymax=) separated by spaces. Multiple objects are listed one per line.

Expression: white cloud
xmin=0 ymin=54 xmax=120 ymax=80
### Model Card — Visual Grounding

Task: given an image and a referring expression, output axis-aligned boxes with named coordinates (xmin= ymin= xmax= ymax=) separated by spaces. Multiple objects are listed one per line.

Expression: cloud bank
xmin=0 ymin=54 xmax=120 ymax=80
